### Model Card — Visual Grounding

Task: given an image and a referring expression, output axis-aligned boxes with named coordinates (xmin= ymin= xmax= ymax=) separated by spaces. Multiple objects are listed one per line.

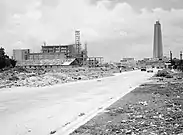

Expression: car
xmin=141 ymin=68 xmax=146 ymax=71
xmin=147 ymin=69 xmax=153 ymax=73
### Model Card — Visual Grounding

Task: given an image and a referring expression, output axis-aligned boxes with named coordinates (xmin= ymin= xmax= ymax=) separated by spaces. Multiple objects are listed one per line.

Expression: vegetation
xmin=171 ymin=58 xmax=183 ymax=72
xmin=0 ymin=47 xmax=16 ymax=70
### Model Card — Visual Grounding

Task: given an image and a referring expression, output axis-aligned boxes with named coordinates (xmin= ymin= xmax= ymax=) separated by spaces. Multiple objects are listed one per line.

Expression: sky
xmin=1 ymin=0 xmax=183 ymax=61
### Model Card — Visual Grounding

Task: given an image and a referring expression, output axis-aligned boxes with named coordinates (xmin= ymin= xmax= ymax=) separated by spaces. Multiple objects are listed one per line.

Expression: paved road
xmin=0 ymin=70 xmax=155 ymax=135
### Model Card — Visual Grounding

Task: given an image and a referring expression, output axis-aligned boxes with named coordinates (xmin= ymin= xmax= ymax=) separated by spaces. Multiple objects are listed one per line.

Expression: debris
xmin=139 ymin=101 xmax=148 ymax=106
xmin=0 ymin=67 xmax=116 ymax=89
xmin=78 ymin=113 xmax=85 ymax=117
xmin=50 ymin=130 xmax=56 ymax=134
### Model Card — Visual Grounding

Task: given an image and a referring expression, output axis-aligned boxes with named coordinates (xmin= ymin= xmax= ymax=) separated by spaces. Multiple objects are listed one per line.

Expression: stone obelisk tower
xmin=153 ymin=21 xmax=163 ymax=59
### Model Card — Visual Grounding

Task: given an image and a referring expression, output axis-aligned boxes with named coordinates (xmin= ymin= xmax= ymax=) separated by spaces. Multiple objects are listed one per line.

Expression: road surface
xmin=0 ymin=70 xmax=155 ymax=135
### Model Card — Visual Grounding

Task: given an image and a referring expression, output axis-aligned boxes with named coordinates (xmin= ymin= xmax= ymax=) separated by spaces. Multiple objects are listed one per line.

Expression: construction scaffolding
xmin=75 ymin=30 xmax=81 ymax=54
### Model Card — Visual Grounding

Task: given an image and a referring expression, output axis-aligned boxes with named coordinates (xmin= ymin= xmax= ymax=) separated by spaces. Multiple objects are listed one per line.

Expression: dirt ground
xmin=70 ymin=72 xmax=183 ymax=135
xmin=0 ymin=67 xmax=120 ymax=89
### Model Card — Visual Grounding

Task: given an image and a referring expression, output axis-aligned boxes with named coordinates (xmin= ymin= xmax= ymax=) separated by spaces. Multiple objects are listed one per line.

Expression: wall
xmin=28 ymin=53 xmax=66 ymax=60
xmin=13 ymin=49 xmax=30 ymax=61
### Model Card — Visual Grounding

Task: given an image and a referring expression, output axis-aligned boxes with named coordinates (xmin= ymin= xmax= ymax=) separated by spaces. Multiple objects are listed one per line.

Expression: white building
xmin=120 ymin=58 xmax=136 ymax=68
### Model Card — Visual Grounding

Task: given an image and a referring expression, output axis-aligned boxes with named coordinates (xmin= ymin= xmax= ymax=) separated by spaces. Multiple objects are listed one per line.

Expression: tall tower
xmin=153 ymin=21 xmax=163 ymax=59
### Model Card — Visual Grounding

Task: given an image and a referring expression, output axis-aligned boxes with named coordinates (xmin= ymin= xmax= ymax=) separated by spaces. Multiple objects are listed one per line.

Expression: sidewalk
xmin=70 ymin=73 xmax=183 ymax=135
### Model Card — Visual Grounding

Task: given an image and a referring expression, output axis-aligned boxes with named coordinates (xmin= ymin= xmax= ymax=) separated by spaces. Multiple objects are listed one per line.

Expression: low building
xmin=87 ymin=57 xmax=104 ymax=67
xmin=120 ymin=58 xmax=136 ymax=68
xmin=13 ymin=49 xmax=30 ymax=61
xmin=18 ymin=58 xmax=79 ymax=69
xmin=14 ymin=44 xmax=82 ymax=68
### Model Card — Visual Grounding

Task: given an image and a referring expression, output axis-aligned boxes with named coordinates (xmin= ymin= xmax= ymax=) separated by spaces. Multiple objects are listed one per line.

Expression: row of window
xmin=28 ymin=54 xmax=65 ymax=60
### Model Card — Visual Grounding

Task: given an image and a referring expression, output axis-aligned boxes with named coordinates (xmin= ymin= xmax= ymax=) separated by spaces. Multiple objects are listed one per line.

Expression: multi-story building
xmin=41 ymin=44 xmax=77 ymax=57
xmin=13 ymin=49 xmax=30 ymax=61
xmin=15 ymin=44 xmax=81 ymax=68
xmin=27 ymin=44 xmax=77 ymax=61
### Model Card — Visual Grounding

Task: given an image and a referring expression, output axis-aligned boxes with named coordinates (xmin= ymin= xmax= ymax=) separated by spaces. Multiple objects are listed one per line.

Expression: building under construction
xmin=13 ymin=30 xmax=103 ymax=68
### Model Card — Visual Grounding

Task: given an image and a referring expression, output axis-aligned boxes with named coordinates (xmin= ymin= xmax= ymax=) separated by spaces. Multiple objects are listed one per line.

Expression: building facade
xmin=15 ymin=44 xmax=80 ymax=67
xmin=28 ymin=53 xmax=66 ymax=60
xmin=21 ymin=44 xmax=77 ymax=61
xmin=153 ymin=21 xmax=163 ymax=59
xmin=41 ymin=44 xmax=77 ymax=58
xmin=120 ymin=58 xmax=136 ymax=68
xmin=13 ymin=49 xmax=30 ymax=61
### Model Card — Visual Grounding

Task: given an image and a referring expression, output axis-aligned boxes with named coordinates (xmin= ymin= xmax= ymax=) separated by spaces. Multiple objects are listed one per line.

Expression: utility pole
xmin=180 ymin=51 xmax=182 ymax=61
xmin=84 ymin=42 xmax=88 ymax=66
xmin=170 ymin=51 xmax=172 ymax=63
xmin=180 ymin=51 xmax=183 ymax=70
xmin=170 ymin=51 xmax=173 ymax=69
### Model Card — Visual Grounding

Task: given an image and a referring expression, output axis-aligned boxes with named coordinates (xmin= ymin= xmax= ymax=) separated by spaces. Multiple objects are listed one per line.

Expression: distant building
xmin=28 ymin=44 xmax=77 ymax=61
xmin=28 ymin=52 xmax=66 ymax=61
xmin=153 ymin=21 xmax=163 ymax=59
xmin=13 ymin=49 xmax=30 ymax=61
xmin=41 ymin=44 xmax=77 ymax=57
xmin=15 ymin=44 xmax=81 ymax=68
xmin=87 ymin=57 xmax=104 ymax=67
xmin=120 ymin=58 xmax=136 ymax=68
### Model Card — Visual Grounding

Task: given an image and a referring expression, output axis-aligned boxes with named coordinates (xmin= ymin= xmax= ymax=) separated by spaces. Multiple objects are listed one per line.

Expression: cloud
xmin=0 ymin=0 xmax=183 ymax=60
xmin=91 ymin=0 xmax=183 ymax=11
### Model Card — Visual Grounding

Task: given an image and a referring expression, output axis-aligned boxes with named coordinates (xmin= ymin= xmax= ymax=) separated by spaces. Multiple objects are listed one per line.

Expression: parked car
xmin=147 ymin=69 xmax=153 ymax=73
xmin=141 ymin=68 xmax=146 ymax=71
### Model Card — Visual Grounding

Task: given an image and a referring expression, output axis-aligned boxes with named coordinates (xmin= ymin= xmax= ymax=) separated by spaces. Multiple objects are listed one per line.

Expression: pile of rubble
xmin=71 ymin=72 xmax=183 ymax=135
xmin=155 ymin=69 xmax=174 ymax=78
xmin=0 ymin=67 xmax=116 ymax=89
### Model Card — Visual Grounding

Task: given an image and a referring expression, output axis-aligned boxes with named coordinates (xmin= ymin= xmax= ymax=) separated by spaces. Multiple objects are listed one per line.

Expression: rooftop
xmin=42 ymin=44 xmax=75 ymax=48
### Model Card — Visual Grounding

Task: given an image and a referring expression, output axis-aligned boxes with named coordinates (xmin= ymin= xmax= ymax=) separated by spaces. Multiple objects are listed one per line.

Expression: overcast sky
xmin=1 ymin=0 xmax=183 ymax=61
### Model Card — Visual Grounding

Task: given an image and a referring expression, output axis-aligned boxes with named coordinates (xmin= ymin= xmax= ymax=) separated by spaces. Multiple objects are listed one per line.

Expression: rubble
xmin=0 ymin=67 xmax=117 ymax=89
xmin=155 ymin=69 xmax=174 ymax=78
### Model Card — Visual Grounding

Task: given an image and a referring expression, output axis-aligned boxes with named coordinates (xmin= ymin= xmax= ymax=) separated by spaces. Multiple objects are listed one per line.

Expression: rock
xmin=78 ymin=113 xmax=85 ymax=117
xmin=50 ymin=130 xmax=56 ymax=134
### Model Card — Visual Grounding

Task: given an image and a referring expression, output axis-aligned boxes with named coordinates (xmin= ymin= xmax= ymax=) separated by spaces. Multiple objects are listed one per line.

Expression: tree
xmin=0 ymin=47 xmax=17 ymax=70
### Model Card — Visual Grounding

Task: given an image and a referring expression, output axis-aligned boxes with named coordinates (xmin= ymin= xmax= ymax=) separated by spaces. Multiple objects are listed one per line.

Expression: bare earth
xmin=0 ymin=70 xmax=154 ymax=135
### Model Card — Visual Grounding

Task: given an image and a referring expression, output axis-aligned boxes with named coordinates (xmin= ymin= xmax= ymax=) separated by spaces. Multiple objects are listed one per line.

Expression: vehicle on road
xmin=141 ymin=68 xmax=146 ymax=71
xmin=147 ymin=69 xmax=153 ymax=73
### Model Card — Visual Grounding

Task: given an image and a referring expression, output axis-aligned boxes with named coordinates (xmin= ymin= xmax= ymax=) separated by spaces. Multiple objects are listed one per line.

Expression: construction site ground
xmin=0 ymin=67 xmax=120 ymax=89
xmin=70 ymin=71 xmax=183 ymax=135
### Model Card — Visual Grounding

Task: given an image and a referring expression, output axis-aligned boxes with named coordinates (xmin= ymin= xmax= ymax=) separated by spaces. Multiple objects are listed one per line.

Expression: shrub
xmin=155 ymin=69 xmax=173 ymax=78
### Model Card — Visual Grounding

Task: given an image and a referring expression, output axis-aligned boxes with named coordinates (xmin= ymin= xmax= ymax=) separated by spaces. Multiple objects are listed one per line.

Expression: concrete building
xmin=13 ymin=49 xmax=30 ymax=61
xmin=153 ymin=21 xmax=163 ymax=59
xmin=15 ymin=44 xmax=81 ymax=68
xmin=28 ymin=44 xmax=77 ymax=61
xmin=87 ymin=57 xmax=103 ymax=67
xmin=28 ymin=53 xmax=66 ymax=60
xmin=41 ymin=44 xmax=77 ymax=57
xmin=120 ymin=58 xmax=136 ymax=68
